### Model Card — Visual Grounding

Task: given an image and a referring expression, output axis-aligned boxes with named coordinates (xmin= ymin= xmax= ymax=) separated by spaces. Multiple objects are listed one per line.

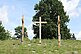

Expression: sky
xmin=0 ymin=0 xmax=81 ymax=40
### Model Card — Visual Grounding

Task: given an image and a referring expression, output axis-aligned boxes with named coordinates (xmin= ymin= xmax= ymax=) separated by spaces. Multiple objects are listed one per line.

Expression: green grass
xmin=0 ymin=38 xmax=81 ymax=54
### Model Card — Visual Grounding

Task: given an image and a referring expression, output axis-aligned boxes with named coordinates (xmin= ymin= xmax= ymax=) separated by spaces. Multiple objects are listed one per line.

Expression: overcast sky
xmin=0 ymin=0 xmax=81 ymax=40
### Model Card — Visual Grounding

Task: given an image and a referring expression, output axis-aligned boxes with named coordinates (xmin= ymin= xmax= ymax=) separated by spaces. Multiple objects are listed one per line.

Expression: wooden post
xmin=39 ymin=17 xmax=42 ymax=43
xmin=21 ymin=15 xmax=24 ymax=43
xmin=58 ymin=15 xmax=61 ymax=48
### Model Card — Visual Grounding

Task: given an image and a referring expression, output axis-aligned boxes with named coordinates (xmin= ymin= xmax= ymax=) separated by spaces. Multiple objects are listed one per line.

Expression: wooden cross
xmin=21 ymin=15 xmax=24 ymax=43
xmin=58 ymin=15 xmax=61 ymax=48
xmin=33 ymin=17 xmax=47 ymax=43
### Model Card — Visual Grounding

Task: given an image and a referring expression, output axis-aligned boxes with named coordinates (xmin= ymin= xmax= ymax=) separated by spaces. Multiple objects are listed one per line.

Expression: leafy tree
xmin=0 ymin=22 xmax=11 ymax=40
xmin=14 ymin=26 xmax=28 ymax=39
xmin=32 ymin=0 xmax=71 ymax=39
xmin=71 ymin=33 xmax=76 ymax=40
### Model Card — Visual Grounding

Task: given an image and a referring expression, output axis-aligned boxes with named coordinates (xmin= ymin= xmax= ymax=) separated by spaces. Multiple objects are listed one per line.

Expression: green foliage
xmin=0 ymin=39 xmax=81 ymax=54
xmin=33 ymin=0 xmax=71 ymax=39
xmin=0 ymin=23 xmax=11 ymax=40
xmin=71 ymin=33 xmax=76 ymax=40
xmin=14 ymin=26 xmax=27 ymax=38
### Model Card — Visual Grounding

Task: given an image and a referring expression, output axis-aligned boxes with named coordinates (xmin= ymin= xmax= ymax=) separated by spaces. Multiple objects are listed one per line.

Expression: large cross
xmin=33 ymin=17 xmax=47 ymax=43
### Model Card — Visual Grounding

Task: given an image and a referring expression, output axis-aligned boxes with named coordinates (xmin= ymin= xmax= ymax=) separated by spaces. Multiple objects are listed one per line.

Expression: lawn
xmin=0 ymin=38 xmax=81 ymax=54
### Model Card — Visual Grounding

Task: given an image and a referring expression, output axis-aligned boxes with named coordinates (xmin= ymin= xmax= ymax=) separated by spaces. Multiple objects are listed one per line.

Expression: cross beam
xmin=33 ymin=17 xmax=47 ymax=43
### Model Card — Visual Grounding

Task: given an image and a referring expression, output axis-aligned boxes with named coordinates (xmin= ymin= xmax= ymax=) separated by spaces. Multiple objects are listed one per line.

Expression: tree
xmin=71 ymin=33 xmax=76 ymax=40
xmin=0 ymin=22 xmax=11 ymax=40
xmin=14 ymin=26 xmax=28 ymax=39
xmin=32 ymin=0 xmax=71 ymax=39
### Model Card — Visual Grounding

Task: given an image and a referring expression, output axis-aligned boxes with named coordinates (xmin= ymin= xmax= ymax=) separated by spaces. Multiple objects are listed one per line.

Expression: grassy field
xmin=0 ymin=38 xmax=81 ymax=54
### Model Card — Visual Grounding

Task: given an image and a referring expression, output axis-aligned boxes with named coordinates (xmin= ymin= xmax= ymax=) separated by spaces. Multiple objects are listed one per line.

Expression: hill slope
xmin=0 ymin=39 xmax=81 ymax=54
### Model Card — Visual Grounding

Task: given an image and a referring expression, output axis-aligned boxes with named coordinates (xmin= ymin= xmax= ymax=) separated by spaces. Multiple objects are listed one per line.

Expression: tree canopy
xmin=14 ymin=26 xmax=28 ymax=39
xmin=32 ymin=0 xmax=71 ymax=39
xmin=0 ymin=22 xmax=11 ymax=40
xmin=71 ymin=33 xmax=76 ymax=40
